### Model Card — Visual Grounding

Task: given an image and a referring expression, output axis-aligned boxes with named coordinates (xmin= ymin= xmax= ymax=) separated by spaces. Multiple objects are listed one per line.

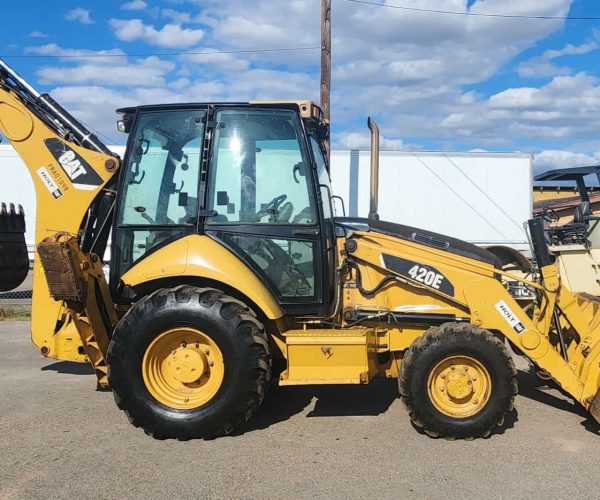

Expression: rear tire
xmin=399 ymin=322 xmax=517 ymax=439
xmin=107 ymin=286 xmax=271 ymax=439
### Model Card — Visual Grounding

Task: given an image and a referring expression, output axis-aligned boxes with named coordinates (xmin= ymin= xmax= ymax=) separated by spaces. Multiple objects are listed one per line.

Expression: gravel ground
xmin=1 ymin=321 xmax=599 ymax=499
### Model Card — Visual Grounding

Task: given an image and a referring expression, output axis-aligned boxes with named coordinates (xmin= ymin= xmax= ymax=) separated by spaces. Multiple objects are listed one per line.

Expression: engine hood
xmin=335 ymin=217 xmax=501 ymax=268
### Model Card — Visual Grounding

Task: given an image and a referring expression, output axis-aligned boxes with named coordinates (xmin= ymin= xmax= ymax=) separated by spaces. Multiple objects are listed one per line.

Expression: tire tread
xmin=399 ymin=322 xmax=517 ymax=440
xmin=107 ymin=286 xmax=271 ymax=440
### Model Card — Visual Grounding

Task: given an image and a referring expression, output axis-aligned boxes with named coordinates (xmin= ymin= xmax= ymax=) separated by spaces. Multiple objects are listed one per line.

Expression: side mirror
xmin=317 ymin=121 xmax=330 ymax=141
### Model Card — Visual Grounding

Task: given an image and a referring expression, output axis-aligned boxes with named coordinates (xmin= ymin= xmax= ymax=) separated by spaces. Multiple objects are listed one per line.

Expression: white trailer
xmin=0 ymin=145 xmax=532 ymax=256
xmin=330 ymin=150 xmax=532 ymax=254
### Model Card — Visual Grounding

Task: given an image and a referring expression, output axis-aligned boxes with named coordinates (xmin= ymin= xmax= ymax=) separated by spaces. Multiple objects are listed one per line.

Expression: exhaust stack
xmin=368 ymin=117 xmax=380 ymax=221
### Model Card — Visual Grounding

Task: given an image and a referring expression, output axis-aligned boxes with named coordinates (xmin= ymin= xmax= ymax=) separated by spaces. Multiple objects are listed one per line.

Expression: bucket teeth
xmin=0 ymin=201 xmax=26 ymax=233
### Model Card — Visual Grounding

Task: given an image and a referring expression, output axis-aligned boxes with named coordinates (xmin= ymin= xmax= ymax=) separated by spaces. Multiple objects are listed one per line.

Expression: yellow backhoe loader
xmin=1 ymin=59 xmax=599 ymax=439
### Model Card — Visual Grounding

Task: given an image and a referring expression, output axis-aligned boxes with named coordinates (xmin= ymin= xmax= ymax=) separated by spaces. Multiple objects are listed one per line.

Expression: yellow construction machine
xmin=1 ymin=59 xmax=599 ymax=439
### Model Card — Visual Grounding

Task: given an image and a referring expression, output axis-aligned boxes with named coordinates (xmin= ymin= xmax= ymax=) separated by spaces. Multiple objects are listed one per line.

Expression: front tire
xmin=399 ymin=322 xmax=517 ymax=439
xmin=107 ymin=286 xmax=271 ymax=439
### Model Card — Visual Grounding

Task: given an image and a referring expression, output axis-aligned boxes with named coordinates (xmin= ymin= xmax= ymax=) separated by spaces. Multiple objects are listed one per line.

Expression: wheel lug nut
xmin=195 ymin=342 xmax=200 ymax=349
xmin=204 ymin=348 xmax=210 ymax=355
xmin=181 ymin=342 xmax=187 ymax=348
xmin=209 ymin=361 xmax=214 ymax=367
xmin=439 ymin=386 xmax=445 ymax=392
xmin=450 ymin=365 xmax=455 ymax=371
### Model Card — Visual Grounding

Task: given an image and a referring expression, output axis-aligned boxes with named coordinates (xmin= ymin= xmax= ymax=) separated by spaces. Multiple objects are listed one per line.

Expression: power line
xmin=342 ymin=0 xmax=600 ymax=21
xmin=0 ymin=46 xmax=321 ymax=60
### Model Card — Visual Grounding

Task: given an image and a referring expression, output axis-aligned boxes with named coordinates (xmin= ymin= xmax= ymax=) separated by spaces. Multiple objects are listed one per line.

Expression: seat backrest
xmin=573 ymin=201 xmax=591 ymax=224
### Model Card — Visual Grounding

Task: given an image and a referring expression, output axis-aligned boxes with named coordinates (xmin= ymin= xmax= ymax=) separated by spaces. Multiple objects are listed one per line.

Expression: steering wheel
xmin=541 ymin=207 xmax=560 ymax=224
xmin=256 ymin=194 xmax=287 ymax=221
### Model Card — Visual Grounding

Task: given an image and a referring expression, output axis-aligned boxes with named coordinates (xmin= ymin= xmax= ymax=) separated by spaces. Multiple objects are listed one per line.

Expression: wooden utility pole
xmin=321 ymin=0 xmax=331 ymax=167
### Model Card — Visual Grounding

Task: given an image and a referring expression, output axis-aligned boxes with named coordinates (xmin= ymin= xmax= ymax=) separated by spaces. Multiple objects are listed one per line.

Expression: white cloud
xmin=437 ymin=72 xmax=600 ymax=145
xmin=534 ymin=150 xmax=600 ymax=172
xmin=49 ymin=85 xmax=182 ymax=142
xmin=65 ymin=7 xmax=94 ymax=25
xmin=33 ymin=0 xmax=600 ymax=159
xmin=516 ymin=61 xmax=571 ymax=79
xmin=517 ymin=40 xmax=598 ymax=78
xmin=161 ymin=9 xmax=192 ymax=24
xmin=29 ymin=31 xmax=49 ymax=38
xmin=37 ymin=56 xmax=174 ymax=87
xmin=25 ymin=44 xmax=125 ymax=65
xmin=179 ymin=50 xmax=249 ymax=72
xmin=543 ymin=41 xmax=599 ymax=59
xmin=109 ymin=19 xmax=204 ymax=48
xmin=336 ymin=131 xmax=408 ymax=150
xmin=121 ymin=0 xmax=147 ymax=11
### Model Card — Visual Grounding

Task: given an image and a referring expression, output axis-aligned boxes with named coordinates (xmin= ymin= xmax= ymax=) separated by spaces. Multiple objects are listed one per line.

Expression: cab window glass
xmin=309 ymin=135 xmax=334 ymax=220
xmin=207 ymin=109 xmax=316 ymax=225
xmin=118 ymin=110 xmax=204 ymax=226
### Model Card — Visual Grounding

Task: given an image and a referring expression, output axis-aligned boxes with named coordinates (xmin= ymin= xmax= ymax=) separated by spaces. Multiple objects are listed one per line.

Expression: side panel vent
xmin=411 ymin=232 xmax=450 ymax=249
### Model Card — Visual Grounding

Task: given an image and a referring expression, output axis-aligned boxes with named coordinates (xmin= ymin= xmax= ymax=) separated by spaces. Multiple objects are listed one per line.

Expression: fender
xmin=485 ymin=245 xmax=530 ymax=268
xmin=120 ymin=234 xmax=284 ymax=320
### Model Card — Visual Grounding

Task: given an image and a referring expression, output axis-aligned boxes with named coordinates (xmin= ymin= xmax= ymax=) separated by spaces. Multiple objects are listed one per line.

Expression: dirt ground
xmin=1 ymin=321 xmax=599 ymax=499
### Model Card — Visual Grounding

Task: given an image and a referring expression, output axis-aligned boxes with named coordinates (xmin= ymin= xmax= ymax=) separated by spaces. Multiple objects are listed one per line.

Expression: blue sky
xmin=2 ymin=0 xmax=600 ymax=172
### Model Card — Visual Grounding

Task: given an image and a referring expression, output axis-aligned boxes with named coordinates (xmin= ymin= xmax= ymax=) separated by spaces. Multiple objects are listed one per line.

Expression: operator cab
xmin=112 ymin=102 xmax=336 ymax=317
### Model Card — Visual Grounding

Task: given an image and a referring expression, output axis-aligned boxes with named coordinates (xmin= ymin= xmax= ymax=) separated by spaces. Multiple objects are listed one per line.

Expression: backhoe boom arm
xmin=0 ymin=58 xmax=120 ymax=361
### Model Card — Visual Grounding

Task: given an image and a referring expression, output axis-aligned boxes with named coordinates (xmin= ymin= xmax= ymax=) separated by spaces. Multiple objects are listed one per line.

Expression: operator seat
xmin=291 ymin=206 xmax=315 ymax=225
xmin=573 ymin=201 xmax=591 ymax=225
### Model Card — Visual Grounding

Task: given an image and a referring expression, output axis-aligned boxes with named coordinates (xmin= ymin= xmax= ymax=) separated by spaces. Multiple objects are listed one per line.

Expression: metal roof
xmin=535 ymin=165 xmax=600 ymax=181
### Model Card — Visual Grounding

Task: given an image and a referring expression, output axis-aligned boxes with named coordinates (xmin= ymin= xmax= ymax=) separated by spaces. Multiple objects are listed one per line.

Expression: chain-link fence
xmin=0 ymin=268 xmax=32 ymax=307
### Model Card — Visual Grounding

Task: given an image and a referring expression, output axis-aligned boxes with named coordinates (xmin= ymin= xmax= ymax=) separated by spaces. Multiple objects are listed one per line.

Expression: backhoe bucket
xmin=0 ymin=203 xmax=28 ymax=292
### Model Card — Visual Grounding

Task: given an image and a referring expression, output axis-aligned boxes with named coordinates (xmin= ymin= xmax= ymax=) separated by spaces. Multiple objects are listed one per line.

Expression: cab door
xmin=111 ymin=108 xmax=206 ymax=284
xmin=203 ymin=107 xmax=329 ymax=316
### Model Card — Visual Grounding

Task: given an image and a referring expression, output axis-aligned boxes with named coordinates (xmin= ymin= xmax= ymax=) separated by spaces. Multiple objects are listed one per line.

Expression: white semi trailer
xmin=330 ymin=150 xmax=532 ymax=255
xmin=0 ymin=145 xmax=532 ymax=257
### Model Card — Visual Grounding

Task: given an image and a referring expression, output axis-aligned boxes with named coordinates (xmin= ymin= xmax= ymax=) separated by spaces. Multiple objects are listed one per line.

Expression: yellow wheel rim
xmin=142 ymin=328 xmax=224 ymax=410
xmin=427 ymin=355 xmax=492 ymax=418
